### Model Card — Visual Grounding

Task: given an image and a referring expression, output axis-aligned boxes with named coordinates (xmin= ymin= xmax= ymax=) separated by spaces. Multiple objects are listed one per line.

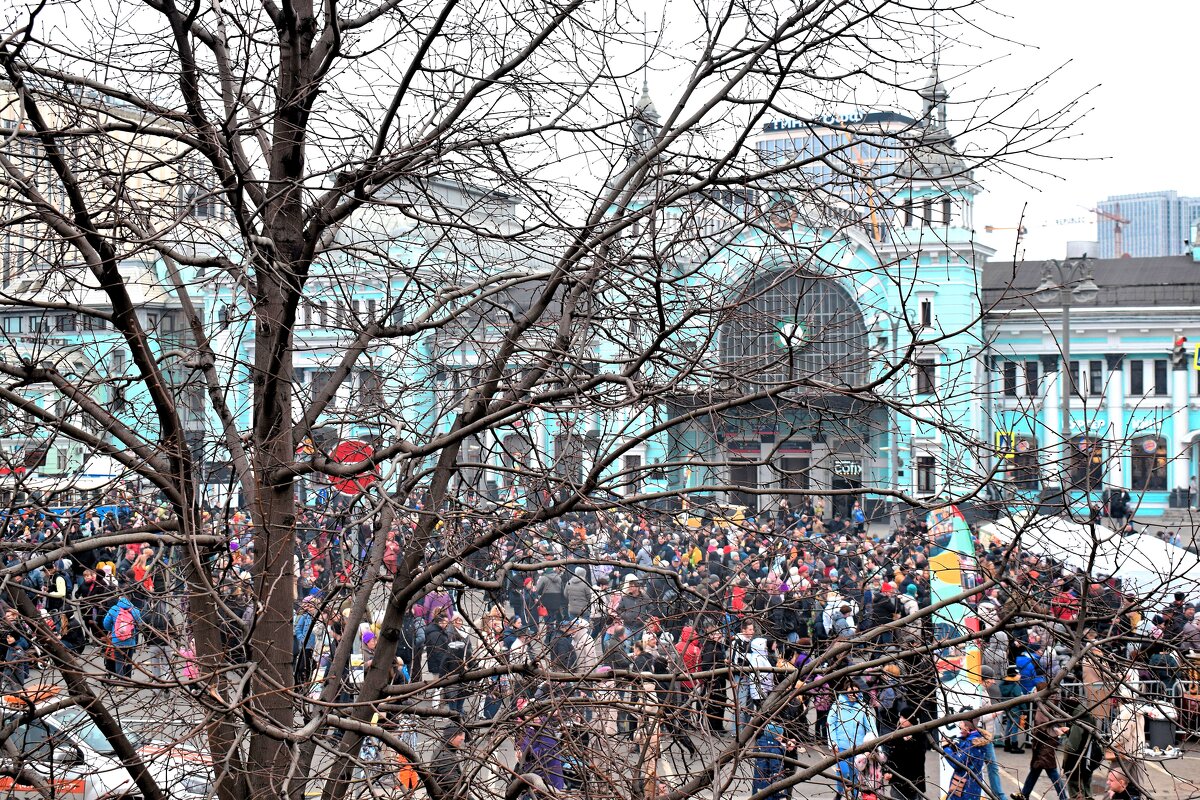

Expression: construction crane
xmin=1088 ymin=204 xmax=1131 ymax=258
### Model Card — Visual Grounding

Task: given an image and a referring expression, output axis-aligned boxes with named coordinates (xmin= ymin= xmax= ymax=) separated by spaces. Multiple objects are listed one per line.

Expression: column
xmin=1172 ymin=365 xmax=1190 ymax=491
xmin=1040 ymin=355 xmax=1062 ymax=483
xmin=1105 ymin=355 xmax=1125 ymax=487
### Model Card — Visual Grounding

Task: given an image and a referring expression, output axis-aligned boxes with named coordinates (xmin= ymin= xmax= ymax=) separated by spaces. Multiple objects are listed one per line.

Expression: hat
xmin=624 ymin=574 xmax=639 ymax=585
xmin=1028 ymin=570 xmax=1040 ymax=580
xmin=880 ymin=582 xmax=895 ymax=594
xmin=1006 ymin=665 xmax=1020 ymax=677
xmin=905 ymin=584 xmax=918 ymax=597
xmin=980 ymin=665 xmax=996 ymax=680
xmin=575 ymin=567 xmax=587 ymax=579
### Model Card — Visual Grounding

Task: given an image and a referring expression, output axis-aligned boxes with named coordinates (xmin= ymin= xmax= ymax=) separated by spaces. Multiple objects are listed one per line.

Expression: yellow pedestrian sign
xmin=995 ymin=430 xmax=1015 ymax=459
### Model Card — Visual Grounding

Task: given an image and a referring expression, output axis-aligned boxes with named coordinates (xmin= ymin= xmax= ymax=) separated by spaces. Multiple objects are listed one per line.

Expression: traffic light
xmin=1172 ymin=336 xmax=1188 ymax=368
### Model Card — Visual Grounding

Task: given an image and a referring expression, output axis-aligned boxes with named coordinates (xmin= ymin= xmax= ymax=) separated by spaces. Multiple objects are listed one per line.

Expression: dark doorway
xmin=777 ymin=457 xmax=810 ymax=508
xmin=831 ymin=476 xmax=862 ymax=521
xmin=729 ymin=461 xmax=758 ymax=513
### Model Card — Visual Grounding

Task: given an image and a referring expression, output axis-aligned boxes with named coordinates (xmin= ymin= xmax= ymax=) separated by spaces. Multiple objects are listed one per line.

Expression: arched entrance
xmin=714 ymin=270 xmax=874 ymax=514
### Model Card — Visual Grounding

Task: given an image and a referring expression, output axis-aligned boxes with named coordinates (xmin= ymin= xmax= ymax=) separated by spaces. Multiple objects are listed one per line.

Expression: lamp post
xmin=1033 ymin=257 xmax=1100 ymax=498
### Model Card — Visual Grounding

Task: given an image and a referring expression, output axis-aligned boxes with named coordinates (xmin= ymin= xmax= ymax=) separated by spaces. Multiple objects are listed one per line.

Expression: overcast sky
xmin=972 ymin=0 xmax=1200 ymax=262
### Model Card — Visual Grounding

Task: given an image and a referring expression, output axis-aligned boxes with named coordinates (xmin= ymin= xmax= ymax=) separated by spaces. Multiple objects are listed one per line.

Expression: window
xmin=553 ymin=432 xmax=585 ymax=486
xmin=55 ymin=314 xmax=76 ymax=332
xmin=1089 ymin=360 xmax=1103 ymax=396
xmin=147 ymin=313 xmax=158 ymax=330
xmin=903 ymin=197 xmax=913 ymax=226
xmin=622 ymin=454 xmax=643 ymax=496
xmin=922 ymin=197 xmax=933 ymax=225
xmin=358 ymin=370 xmax=382 ymax=408
xmin=317 ymin=301 xmax=328 ymax=328
xmin=367 ymin=299 xmax=377 ymax=318
xmin=182 ymin=384 xmax=205 ymax=416
xmin=303 ymin=303 xmax=313 ymax=327
xmin=1154 ymin=360 xmax=1168 ymax=396
xmin=1129 ymin=360 xmax=1144 ymax=395
xmin=2 ymin=316 xmax=20 ymax=333
xmin=942 ymin=198 xmax=952 ymax=226
xmin=1002 ymin=362 xmax=1018 ymax=397
xmin=217 ymin=305 xmax=230 ymax=330
xmin=111 ymin=351 xmax=125 ymax=373
xmin=916 ymin=455 xmax=936 ymax=494
xmin=1068 ymin=436 xmax=1105 ymax=491
xmin=31 ymin=316 xmax=48 ymax=333
xmin=720 ymin=271 xmax=869 ymax=388
xmin=311 ymin=370 xmax=335 ymax=398
xmin=1130 ymin=436 xmax=1168 ymax=492
xmin=1068 ymin=360 xmax=1080 ymax=400
xmin=1011 ymin=437 xmax=1039 ymax=489
xmin=915 ymin=358 xmax=936 ymax=395
xmin=13 ymin=721 xmax=55 ymax=761
xmin=1024 ymin=361 xmax=1039 ymax=397
xmin=919 ymin=298 xmax=933 ymax=329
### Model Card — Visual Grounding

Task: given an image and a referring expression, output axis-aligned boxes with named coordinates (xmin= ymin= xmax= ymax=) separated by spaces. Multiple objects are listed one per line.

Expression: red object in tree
xmin=330 ymin=440 xmax=378 ymax=495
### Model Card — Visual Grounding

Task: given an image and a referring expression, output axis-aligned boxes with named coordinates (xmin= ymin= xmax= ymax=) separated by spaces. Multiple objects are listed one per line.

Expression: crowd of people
xmin=0 ymin=489 xmax=1190 ymax=800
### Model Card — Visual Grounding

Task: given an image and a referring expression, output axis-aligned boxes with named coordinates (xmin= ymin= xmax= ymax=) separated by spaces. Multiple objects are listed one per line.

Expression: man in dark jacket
xmin=699 ymin=625 xmax=729 ymax=735
xmin=535 ymin=569 xmax=567 ymax=631
xmin=424 ymin=613 xmax=452 ymax=678
xmin=616 ymin=576 xmax=651 ymax=640
xmin=430 ymin=726 xmax=468 ymax=800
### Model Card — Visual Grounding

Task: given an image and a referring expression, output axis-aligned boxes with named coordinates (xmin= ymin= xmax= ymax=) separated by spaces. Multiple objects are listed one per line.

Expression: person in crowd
xmin=102 ymin=594 xmax=142 ymax=678
xmin=1010 ymin=682 xmax=1070 ymax=800
xmin=1103 ymin=769 xmax=1142 ymax=800
xmin=941 ymin=718 xmax=988 ymax=800
xmin=429 ymin=725 xmax=468 ymax=800
xmin=828 ymin=678 xmax=877 ymax=800
xmin=293 ymin=596 xmax=319 ymax=686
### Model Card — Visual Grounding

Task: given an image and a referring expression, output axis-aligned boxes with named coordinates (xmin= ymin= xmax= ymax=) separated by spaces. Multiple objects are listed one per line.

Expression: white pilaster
xmin=1106 ymin=359 xmax=1125 ymax=487
xmin=1043 ymin=361 xmax=1062 ymax=483
xmin=1172 ymin=367 xmax=1190 ymax=491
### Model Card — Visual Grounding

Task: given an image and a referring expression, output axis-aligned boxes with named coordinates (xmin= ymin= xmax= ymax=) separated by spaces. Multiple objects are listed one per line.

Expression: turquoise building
xmin=983 ymin=236 xmax=1200 ymax=518
xmin=5 ymin=69 xmax=1195 ymax=522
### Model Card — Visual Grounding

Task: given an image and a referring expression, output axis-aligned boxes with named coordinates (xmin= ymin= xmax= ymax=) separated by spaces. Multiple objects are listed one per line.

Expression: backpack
xmin=114 ymin=607 xmax=136 ymax=641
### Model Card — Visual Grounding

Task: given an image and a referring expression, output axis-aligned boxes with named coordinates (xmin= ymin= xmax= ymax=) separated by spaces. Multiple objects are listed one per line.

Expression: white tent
xmin=1102 ymin=533 xmax=1200 ymax=600
xmin=978 ymin=515 xmax=1200 ymax=604
xmin=979 ymin=515 xmax=1124 ymax=573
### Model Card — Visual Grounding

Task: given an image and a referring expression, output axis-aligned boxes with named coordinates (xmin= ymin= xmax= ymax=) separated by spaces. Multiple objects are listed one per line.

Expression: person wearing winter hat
xmin=565 ymin=566 xmax=592 ymax=620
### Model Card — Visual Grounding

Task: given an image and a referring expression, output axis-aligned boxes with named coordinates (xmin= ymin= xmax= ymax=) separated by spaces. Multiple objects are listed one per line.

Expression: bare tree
xmin=0 ymin=1 xmax=1162 ymax=800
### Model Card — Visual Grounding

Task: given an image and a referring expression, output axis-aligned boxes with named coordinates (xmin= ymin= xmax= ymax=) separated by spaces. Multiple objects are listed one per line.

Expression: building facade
xmin=983 ymin=239 xmax=1200 ymax=516
xmin=1097 ymin=190 xmax=1200 ymax=259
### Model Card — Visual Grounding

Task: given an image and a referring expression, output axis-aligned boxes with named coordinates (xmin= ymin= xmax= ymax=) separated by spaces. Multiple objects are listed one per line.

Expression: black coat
xmin=424 ymin=623 xmax=451 ymax=675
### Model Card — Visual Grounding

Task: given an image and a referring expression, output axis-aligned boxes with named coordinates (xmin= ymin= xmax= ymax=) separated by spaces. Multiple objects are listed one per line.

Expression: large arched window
xmin=720 ymin=271 xmax=869 ymax=388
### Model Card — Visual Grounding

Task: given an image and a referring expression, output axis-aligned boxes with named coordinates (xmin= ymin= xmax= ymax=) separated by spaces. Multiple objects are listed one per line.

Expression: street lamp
xmin=1033 ymin=257 xmax=1100 ymax=501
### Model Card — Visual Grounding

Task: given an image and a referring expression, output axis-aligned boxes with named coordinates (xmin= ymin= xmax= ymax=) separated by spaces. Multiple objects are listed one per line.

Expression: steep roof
xmin=982 ymin=254 xmax=1200 ymax=311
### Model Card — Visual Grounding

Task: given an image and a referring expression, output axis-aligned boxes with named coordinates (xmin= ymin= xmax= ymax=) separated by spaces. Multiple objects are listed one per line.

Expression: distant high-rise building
xmin=1096 ymin=191 xmax=1200 ymax=259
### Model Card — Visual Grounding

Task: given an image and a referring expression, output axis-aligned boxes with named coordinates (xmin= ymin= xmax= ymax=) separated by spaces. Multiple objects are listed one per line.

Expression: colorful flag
xmin=926 ymin=504 xmax=980 ymax=636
